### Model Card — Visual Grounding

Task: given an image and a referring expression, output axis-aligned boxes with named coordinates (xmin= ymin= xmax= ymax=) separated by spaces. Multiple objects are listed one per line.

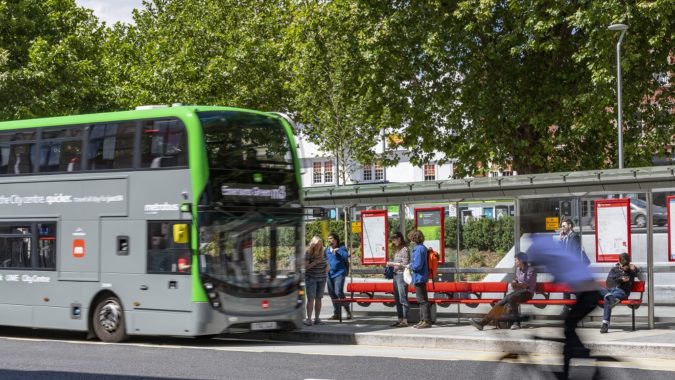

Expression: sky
xmin=75 ymin=0 xmax=144 ymax=25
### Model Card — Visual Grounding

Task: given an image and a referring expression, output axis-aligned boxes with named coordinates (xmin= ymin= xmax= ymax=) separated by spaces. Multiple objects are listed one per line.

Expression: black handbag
xmin=384 ymin=266 xmax=395 ymax=279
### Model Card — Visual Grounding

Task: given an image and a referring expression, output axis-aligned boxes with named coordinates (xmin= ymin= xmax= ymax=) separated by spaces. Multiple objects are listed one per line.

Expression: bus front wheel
xmin=92 ymin=296 xmax=128 ymax=343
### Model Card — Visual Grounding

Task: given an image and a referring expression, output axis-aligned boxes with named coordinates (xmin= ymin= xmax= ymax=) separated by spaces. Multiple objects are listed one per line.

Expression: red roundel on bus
xmin=261 ymin=300 xmax=269 ymax=309
xmin=72 ymin=239 xmax=85 ymax=258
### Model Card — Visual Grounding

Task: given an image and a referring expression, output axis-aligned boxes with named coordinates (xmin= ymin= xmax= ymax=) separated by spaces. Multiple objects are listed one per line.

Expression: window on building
xmin=313 ymin=162 xmax=323 ymax=184
xmin=312 ymin=161 xmax=334 ymax=184
xmin=424 ymin=164 xmax=436 ymax=181
xmin=147 ymin=221 xmax=191 ymax=274
xmin=374 ymin=163 xmax=384 ymax=181
xmin=363 ymin=164 xmax=372 ymax=181
xmin=324 ymin=161 xmax=333 ymax=183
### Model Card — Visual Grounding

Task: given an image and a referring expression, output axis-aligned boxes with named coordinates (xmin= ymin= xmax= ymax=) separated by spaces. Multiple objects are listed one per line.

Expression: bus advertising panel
xmin=360 ymin=210 xmax=388 ymax=265
xmin=414 ymin=207 xmax=445 ymax=264
xmin=667 ymin=195 xmax=675 ymax=262
xmin=595 ymin=199 xmax=631 ymax=262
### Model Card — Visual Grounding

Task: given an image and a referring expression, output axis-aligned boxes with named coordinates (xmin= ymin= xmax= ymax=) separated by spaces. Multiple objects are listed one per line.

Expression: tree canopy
xmin=0 ymin=0 xmax=672 ymax=176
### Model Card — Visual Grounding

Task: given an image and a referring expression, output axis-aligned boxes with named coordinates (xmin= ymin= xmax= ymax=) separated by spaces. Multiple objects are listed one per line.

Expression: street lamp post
xmin=608 ymin=23 xmax=628 ymax=169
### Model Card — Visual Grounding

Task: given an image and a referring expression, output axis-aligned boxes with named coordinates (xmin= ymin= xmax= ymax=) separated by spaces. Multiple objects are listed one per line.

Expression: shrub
xmin=444 ymin=217 xmax=461 ymax=249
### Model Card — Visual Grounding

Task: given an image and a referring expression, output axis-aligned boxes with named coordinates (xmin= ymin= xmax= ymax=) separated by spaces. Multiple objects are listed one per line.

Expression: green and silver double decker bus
xmin=0 ymin=105 xmax=304 ymax=342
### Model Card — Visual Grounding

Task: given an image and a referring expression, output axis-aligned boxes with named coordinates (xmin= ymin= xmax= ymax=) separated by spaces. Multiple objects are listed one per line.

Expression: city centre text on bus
xmin=0 ymin=105 xmax=304 ymax=342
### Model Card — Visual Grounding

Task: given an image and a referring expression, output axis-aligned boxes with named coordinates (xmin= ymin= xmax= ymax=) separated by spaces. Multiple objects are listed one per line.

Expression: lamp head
xmin=608 ymin=23 xmax=628 ymax=31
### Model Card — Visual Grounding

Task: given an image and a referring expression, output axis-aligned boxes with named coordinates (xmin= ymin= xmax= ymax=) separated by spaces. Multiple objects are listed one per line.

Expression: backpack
xmin=427 ymin=247 xmax=440 ymax=283
xmin=339 ymin=249 xmax=350 ymax=276
xmin=343 ymin=255 xmax=350 ymax=276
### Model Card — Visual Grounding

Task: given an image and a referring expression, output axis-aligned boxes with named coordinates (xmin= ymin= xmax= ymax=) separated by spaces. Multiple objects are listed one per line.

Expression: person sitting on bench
xmin=469 ymin=252 xmax=537 ymax=330
xmin=600 ymin=253 xmax=640 ymax=333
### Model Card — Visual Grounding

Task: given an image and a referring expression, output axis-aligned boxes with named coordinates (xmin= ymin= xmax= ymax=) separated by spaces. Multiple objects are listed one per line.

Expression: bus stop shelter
xmin=303 ymin=166 xmax=675 ymax=329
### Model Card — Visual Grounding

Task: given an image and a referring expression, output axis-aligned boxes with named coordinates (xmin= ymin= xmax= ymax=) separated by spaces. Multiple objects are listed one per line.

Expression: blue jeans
xmin=393 ymin=273 xmax=409 ymax=320
xmin=327 ymin=274 xmax=349 ymax=315
xmin=305 ymin=275 xmax=327 ymax=300
xmin=600 ymin=287 xmax=626 ymax=323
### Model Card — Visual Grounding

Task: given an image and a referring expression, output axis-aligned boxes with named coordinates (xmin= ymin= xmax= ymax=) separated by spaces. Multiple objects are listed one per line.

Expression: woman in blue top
xmin=407 ymin=229 xmax=431 ymax=329
xmin=325 ymin=232 xmax=351 ymax=320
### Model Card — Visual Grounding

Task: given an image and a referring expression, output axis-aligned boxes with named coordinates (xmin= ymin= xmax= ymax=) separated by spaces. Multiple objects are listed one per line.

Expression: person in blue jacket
xmin=407 ymin=229 xmax=431 ymax=329
xmin=325 ymin=232 xmax=351 ymax=320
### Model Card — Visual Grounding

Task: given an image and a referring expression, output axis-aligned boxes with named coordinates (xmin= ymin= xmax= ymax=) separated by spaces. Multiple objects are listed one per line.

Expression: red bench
xmin=340 ymin=281 xmax=645 ymax=329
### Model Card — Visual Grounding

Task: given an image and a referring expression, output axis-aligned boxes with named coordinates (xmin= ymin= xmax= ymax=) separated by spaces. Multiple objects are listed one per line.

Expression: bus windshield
xmin=199 ymin=111 xmax=298 ymax=206
xmin=198 ymin=210 xmax=302 ymax=295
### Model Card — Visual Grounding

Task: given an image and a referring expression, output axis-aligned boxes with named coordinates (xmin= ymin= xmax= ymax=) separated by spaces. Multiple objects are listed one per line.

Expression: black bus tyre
xmin=92 ymin=296 xmax=128 ymax=343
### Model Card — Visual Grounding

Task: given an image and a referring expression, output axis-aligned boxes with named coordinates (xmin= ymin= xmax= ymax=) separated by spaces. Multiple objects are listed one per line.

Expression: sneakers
xmin=468 ymin=318 xmax=484 ymax=331
xmin=303 ymin=319 xmax=313 ymax=326
xmin=510 ymin=323 xmax=521 ymax=330
xmin=600 ymin=323 xmax=609 ymax=333
xmin=414 ymin=321 xmax=432 ymax=329
xmin=313 ymin=319 xmax=325 ymax=325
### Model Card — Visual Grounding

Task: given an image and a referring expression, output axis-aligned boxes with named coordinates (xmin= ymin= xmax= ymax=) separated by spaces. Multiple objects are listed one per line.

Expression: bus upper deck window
xmin=141 ymin=120 xmax=188 ymax=169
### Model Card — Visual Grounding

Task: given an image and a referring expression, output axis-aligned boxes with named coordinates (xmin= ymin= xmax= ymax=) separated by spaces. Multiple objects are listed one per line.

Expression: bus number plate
xmin=251 ymin=322 xmax=278 ymax=331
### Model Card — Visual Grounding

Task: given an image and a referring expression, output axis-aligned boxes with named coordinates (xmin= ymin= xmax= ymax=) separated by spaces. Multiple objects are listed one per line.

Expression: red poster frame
xmin=594 ymin=198 xmax=631 ymax=263
xmin=413 ymin=207 xmax=445 ymax=264
xmin=667 ymin=195 xmax=675 ymax=262
xmin=360 ymin=209 xmax=388 ymax=265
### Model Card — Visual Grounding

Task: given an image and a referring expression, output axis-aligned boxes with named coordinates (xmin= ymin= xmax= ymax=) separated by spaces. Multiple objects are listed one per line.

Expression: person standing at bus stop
xmin=407 ymin=230 xmax=431 ymax=329
xmin=386 ymin=232 xmax=410 ymax=327
xmin=325 ymin=232 xmax=351 ymax=320
xmin=304 ymin=236 xmax=328 ymax=326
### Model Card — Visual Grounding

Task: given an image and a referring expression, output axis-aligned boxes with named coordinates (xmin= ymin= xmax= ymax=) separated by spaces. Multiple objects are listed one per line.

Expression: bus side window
xmin=141 ymin=120 xmax=188 ymax=169
xmin=37 ymin=223 xmax=57 ymax=270
xmin=86 ymin=123 xmax=135 ymax=170
xmin=147 ymin=221 xmax=191 ymax=274
xmin=8 ymin=143 xmax=36 ymax=174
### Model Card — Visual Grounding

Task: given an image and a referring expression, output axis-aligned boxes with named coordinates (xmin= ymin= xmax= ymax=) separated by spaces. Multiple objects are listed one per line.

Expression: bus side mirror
xmin=173 ymin=224 xmax=189 ymax=244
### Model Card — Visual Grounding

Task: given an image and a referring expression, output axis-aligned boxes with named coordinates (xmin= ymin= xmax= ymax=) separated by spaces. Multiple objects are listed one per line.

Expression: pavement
xmin=242 ymin=296 xmax=675 ymax=360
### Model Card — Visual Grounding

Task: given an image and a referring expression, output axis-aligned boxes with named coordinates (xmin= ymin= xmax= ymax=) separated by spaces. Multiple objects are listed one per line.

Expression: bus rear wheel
xmin=92 ymin=296 xmax=127 ymax=343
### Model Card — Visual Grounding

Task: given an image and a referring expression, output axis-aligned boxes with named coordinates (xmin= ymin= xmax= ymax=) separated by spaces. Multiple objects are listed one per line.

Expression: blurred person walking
xmin=526 ymin=233 xmax=601 ymax=378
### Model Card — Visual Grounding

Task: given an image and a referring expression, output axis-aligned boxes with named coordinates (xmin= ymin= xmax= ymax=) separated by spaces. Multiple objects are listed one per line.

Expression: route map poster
xmin=595 ymin=199 xmax=631 ymax=262
xmin=667 ymin=196 xmax=675 ymax=262
xmin=414 ymin=207 xmax=445 ymax=264
xmin=360 ymin=210 xmax=388 ymax=265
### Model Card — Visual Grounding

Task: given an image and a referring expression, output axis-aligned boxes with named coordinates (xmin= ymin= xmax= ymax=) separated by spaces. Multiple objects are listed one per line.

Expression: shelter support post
xmin=647 ymin=191 xmax=655 ymax=329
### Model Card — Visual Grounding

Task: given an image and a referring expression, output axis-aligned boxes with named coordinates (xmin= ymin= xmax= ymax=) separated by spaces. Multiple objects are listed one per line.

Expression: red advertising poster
xmin=360 ymin=210 xmax=388 ymax=265
xmin=414 ymin=207 xmax=445 ymax=264
xmin=594 ymin=199 xmax=631 ymax=263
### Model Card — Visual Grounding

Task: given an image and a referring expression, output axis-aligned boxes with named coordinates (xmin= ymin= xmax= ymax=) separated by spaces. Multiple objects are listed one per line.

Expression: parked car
xmin=630 ymin=198 xmax=667 ymax=227
xmin=580 ymin=197 xmax=666 ymax=229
